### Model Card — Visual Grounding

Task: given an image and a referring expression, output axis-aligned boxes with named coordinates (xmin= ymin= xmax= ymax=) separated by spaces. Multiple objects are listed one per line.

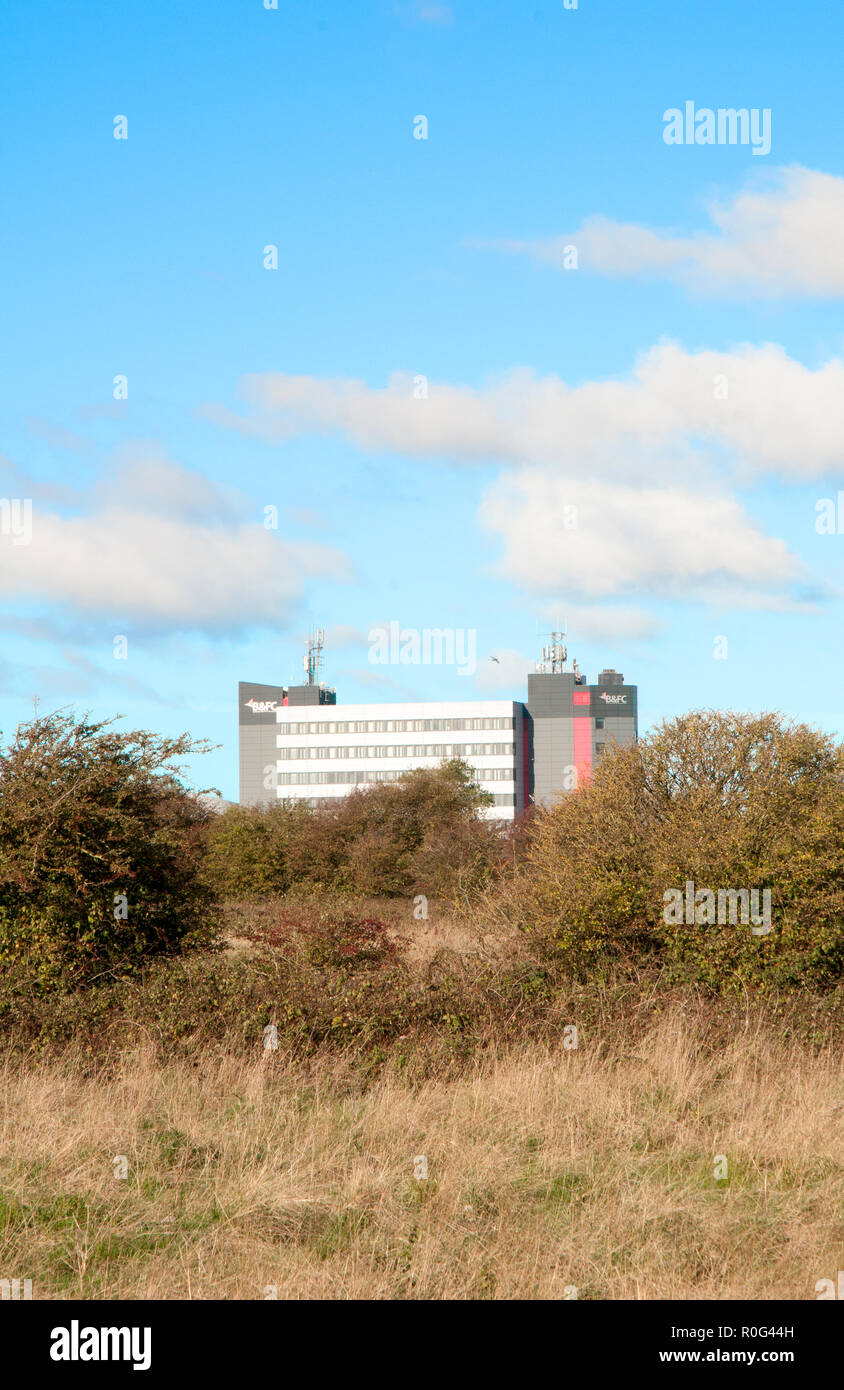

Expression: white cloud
xmin=481 ymin=166 xmax=844 ymax=298
xmin=23 ymin=416 xmax=93 ymax=454
xmin=22 ymin=651 xmax=167 ymax=703
xmin=201 ymin=376 xmax=508 ymax=464
xmin=94 ymin=449 xmax=242 ymax=523
xmin=201 ymin=345 xmax=835 ymax=613
xmin=323 ymin=623 xmax=369 ymax=649
xmin=341 ymin=667 xmax=421 ymax=698
xmin=479 ymin=468 xmax=807 ymax=610
xmin=474 ymin=649 xmax=534 ymax=692
xmin=558 ymin=604 xmax=665 ymax=644
xmin=0 ymin=456 xmax=353 ymax=634
xmin=203 ymin=342 xmax=844 ymax=482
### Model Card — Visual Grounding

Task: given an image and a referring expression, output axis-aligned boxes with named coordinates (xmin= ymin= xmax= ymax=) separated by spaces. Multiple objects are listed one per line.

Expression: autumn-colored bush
xmin=202 ymin=759 xmax=503 ymax=903
xmin=0 ymin=710 xmax=219 ymax=991
xmin=299 ymin=915 xmax=400 ymax=971
xmin=3 ymin=895 xmax=841 ymax=1072
xmin=508 ymin=710 xmax=844 ymax=993
xmin=199 ymin=799 xmax=319 ymax=898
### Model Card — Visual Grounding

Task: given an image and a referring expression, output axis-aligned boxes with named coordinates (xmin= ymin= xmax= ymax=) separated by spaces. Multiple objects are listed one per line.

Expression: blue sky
xmin=3 ymin=0 xmax=844 ymax=797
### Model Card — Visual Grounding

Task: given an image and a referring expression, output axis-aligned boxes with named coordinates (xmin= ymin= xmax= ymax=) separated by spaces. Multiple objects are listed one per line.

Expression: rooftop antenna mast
xmin=304 ymin=628 xmax=325 ymax=686
xmin=537 ymin=617 xmax=567 ymax=674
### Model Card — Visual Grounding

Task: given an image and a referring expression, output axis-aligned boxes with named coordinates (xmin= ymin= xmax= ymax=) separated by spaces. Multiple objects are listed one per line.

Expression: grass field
xmin=2 ymin=1004 xmax=841 ymax=1299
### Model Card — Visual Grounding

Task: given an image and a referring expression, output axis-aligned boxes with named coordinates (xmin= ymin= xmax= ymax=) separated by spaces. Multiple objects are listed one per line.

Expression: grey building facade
xmin=524 ymin=667 xmax=638 ymax=804
xmin=239 ymin=657 xmax=638 ymax=813
xmin=238 ymin=680 xmax=336 ymax=808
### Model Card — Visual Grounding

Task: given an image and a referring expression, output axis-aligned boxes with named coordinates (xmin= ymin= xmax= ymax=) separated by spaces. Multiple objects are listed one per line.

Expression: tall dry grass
xmin=1 ymin=1011 xmax=841 ymax=1299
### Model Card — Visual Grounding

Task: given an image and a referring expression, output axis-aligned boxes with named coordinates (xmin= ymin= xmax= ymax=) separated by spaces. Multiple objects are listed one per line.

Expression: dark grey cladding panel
xmin=239 ymin=682 xmax=287 ymax=726
xmin=526 ymin=671 xmax=578 ymax=716
xmin=286 ymin=684 xmax=337 ymax=707
xmin=591 ymin=685 xmax=637 ymax=718
xmin=238 ymin=722 xmax=280 ymax=806
xmin=604 ymin=728 xmax=637 ymax=749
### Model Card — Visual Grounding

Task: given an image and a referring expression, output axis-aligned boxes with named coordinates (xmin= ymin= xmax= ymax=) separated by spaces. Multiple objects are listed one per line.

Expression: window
xmin=595 ymin=717 xmax=604 ymax=729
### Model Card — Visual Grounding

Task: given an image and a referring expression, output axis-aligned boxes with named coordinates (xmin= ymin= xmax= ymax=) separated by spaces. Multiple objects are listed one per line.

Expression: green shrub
xmin=200 ymin=800 xmax=316 ymax=897
xmin=202 ymin=759 xmax=501 ymax=902
xmin=0 ymin=709 xmax=219 ymax=991
xmin=514 ymin=710 xmax=844 ymax=992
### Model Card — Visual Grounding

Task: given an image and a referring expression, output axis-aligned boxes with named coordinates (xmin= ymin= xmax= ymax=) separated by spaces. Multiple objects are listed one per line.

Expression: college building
xmin=238 ymin=635 xmax=638 ymax=820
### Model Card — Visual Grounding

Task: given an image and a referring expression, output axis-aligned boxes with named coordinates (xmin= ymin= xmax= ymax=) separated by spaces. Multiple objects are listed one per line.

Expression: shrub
xmin=300 ymin=915 xmax=400 ymax=971
xmin=203 ymin=759 xmax=502 ymax=902
xmin=329 ymin=759 xmax=499 ymax=899
xmin=0 ymin=709 xmax=219 ymax=991
xmin=513 ymin=710 xmax=844 ymax=992
xmin=201 ymin=800 xmax=317 ymax=898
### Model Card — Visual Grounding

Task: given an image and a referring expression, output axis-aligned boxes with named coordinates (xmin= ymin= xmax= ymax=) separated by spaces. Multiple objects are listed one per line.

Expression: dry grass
xmin=2 ymin=1011 xmax=841 ymax=1300
xmin=221 ymin=890 xmax=532 ymax=969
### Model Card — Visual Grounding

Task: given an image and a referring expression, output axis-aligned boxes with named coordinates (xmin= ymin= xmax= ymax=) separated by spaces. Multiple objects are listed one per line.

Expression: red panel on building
xmin=573 ymin=714 xmax=592 ymax=786
xmin=572 ymin=690 xmax=590 ymax=706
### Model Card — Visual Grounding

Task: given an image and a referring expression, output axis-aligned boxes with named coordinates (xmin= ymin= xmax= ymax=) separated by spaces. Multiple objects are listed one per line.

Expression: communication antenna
xmin=304 ymin=628 xmax=325 ymax=686
xmin=536 ymin=621 xmax=567 ymax=673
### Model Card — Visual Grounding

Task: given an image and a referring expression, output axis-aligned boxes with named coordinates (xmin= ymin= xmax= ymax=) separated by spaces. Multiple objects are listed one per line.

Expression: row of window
xmin=277 ymin=768 xmax=516 ymax=786
xmin=293 ymin=792 xmax=516 ymax=809
xmin=278 ymin=717 xmax=514 ymax=735
xmin=277 ymin=743 xmax=516 ymax=761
